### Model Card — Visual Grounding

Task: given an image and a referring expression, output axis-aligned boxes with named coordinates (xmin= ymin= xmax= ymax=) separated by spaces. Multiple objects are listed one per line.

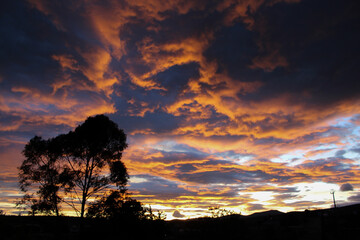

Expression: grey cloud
xmin=274 ymin=193 xmax=299 ymax=201
xmin=335 ymin=150 xmax=346 ymax=158
xmin=283 ymin=200 xmax=326 ymax=208
xmin=340 ymin=183 xmax=354 ymax=192
xmin=348 ymin=193 xmax=360 ymax=203
xmin=247 ymin=203 xmax=266 ymax=212
xmin=297 ymin=158 xmax=354 ymax=174
xmin=176 ymin=167 xmax=290 ymax=185
xmin=128 ymin=174 xmax=192 ymax=199
xmin=172 ymin=210 xmax=185 ymax=218
xmin=350 ymin=148 xmax=360 ymax=154
xmin=245 ymin=0 xmax=360 ymax=109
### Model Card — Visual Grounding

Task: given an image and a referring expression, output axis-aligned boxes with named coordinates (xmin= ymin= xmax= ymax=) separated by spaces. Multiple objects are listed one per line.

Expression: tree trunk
xmin=55 ymin=196 xmax=59 ymax=217
xmin=80 ymin=194 xmax=86 ymax=218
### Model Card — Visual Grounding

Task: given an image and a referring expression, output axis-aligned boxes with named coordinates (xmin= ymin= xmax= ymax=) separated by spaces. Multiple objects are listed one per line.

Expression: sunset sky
xmin=1 ymin=0 xmax=360 ymax=219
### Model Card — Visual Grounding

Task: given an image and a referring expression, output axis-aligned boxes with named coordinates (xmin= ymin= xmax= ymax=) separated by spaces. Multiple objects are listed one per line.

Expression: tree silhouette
xmin=208 ymin=206 xmax=236 ymax=218
xmin=18 ymin=136 xmax=73 ymax=216
xmin=86 ymin=190 xmax=143 ymax=220
xmin=17 ymin=115 xmax=129 ymax=217
xmin=87 ymin=190 xmax=166 ymax=221
xmin=58 ymin=115 xmax=128 ymax=217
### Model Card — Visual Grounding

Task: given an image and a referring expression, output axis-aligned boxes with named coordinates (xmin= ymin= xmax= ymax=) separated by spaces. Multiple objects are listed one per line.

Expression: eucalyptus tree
xmin=18 ymin=115 xmax=129 ymax=217
xmin=60 ymin=114 xmax=128 ymax=217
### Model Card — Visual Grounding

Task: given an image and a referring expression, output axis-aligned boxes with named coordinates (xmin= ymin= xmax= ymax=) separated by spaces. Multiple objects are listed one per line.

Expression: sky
xmin=0 ymin=0 xmax=360 ymax=219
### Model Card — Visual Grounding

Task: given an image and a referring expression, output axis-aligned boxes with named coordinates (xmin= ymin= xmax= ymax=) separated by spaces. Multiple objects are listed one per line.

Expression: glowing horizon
xmin=1 ymin=0 xmax=360 ymax=220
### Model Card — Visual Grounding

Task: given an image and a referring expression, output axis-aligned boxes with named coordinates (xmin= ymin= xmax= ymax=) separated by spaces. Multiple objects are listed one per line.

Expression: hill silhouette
xmin=1 ymin=204 xmax=359 ymax=240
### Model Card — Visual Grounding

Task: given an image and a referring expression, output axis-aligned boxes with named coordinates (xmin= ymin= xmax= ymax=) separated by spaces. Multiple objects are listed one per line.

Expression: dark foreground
xmin=1 ymin=204 xmax=359 ymax=240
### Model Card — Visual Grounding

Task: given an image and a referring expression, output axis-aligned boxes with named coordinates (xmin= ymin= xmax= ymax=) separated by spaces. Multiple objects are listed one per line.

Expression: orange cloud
xmin=131 ymin=35 xmax=212 ymax=90
xmin=2 ymin=85 xmax=116 ymax=130
xmin=217 ymin=0 xmax=301 ymax=28
xmin=52 ymin=47 xmax=118 ymax=96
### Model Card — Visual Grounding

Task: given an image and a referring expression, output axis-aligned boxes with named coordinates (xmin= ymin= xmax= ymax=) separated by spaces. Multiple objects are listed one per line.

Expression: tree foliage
xmin=86 ymin=190 xmax=143 ymax=220
xmin=18 ymin=136 xmax=72 ymax=216
xmin=87 ymin=190 xmax=166 ymax=221
xmin=208 ymin=206 xmax=236 ymax=218
xmin=58 ymin=115 xmax=128 ymax=217
xmin=18 ymin=115 xmax=128 ymax=217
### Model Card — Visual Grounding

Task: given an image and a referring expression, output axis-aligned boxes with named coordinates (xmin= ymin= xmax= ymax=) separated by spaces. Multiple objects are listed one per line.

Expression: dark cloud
xmin=340 ymin=183 xmax=354 ymax=192
xmin=153 ymin=63 xmax=200 ymax=93
xmin=128 ymin=174 xmax=192 ymax=199
xmin=175 ymin=164 xmax=198 ymax=173
xmin=335 ymin=150 xmax=346 ymax=158
xmin=274 ymin=193 xmax=298 ymax=201
xmin=277 ymin=187 xmax=300 ymax=193
xmin=297 ymin=157 xmax=353 ymax=173
xmin=0 ymin=177 xmax=19 ymax=189
xmin=246 ymin=203 xmax=266 ymax=212
xmin=129 ymin=148 xmax=208 ymax=165
xmin=111 ymin=109 xmax=182 ymax=134
xmin=204 ymin=21 xmax=258 ymax=79
xmin=350 ymin=148 xmax=360 ymax=154
xmin=347 ymin=193 xmax=360 ymax=203
xmin=0 ymin=0 xmax=95 ymax=90
xmin=177 ymin=170 xmax=237 ymax=184
xmin=253 ymin=136 xmax=290 ymax=145
xmin=172 ymin=210 xmax=185 ymax=218
xmin=283 ymin=200 xmax=327 ymax=208
xmin=0 ymin=2 xmax=65 ymax=116
xmin=244 ymin=0 xmax=360 ymax=108
xmin=176 ymin=166 xmax=291 ymax=185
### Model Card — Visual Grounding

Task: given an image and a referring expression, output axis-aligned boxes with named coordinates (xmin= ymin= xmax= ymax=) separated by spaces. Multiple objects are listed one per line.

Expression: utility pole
xmin=330 ymin=190 xmax=336 ymax=208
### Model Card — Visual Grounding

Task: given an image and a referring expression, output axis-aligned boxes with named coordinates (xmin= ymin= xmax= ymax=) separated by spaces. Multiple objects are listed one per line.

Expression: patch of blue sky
xmin=348 ymin=125 xmax=360 ymax=141
xmin=308 ymin=145 xmax=339 ymax=159
xmin=273 ymin=150 xmax=304 ymax=164
xmin=152 ymin=140 xmax=207 ymax=156
xmin=345 ymin=151 xmax=360 ymax=165
xmin=331 ymin=116 xmax=353 ymax=128
xmin=313 ymin=149 xmax=338 ymax=159
xmin=313 ymin=144 xmax=339 ymax=151
xmin=214 ymin=150 xmax=254 ymax=163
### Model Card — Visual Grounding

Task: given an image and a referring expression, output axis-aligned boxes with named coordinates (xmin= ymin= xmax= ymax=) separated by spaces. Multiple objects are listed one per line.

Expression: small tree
xmin=144 ymin=207 xmax=166 ymax=221
xmin=86 ymin=190 xmax=143 ymax=220
xmin=208 ymin=206 xmax=236 ymax=218
xmin=87 ymin=190 xmax=166 ymax=221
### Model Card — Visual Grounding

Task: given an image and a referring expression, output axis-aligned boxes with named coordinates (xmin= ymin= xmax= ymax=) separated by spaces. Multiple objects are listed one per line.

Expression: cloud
xmin=172 ymin=210 xmax=185 ymax=218
xmin=128 ymin=174 xmax=192 ymax=199
xmin=340 ymin=183 xmax=354 ymax=192
xmin=335 ymin=150 xmax=346 ymax=158
xmin=246 ymin=203 xmax=266 ymax=212
xmin=350 ymin=147 xmax=360 ymax=155
xmin=348 ymin=193 xmax=360 ymax=203
xmin=249 ymin=49 xmax=288 ymax=72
